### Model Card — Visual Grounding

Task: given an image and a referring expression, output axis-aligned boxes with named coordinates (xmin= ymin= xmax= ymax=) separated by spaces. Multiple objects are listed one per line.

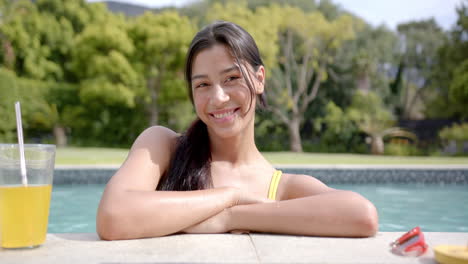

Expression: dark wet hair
xmin=157 ymin=21 xmax=265 ymax=191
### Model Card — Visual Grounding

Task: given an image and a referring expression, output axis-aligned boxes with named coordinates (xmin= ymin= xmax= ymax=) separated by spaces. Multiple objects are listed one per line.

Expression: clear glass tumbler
xmin=0 ymin=144 xmax=56 ymax=248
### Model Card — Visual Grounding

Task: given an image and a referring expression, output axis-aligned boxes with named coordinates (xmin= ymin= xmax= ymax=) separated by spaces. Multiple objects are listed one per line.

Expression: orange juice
xmin=0 ymin=184 xmax=52 ymax=248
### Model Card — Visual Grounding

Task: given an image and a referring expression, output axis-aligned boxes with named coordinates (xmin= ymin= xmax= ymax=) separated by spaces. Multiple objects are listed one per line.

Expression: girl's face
xmin=190 ymin=44 xmax=264 ymax=139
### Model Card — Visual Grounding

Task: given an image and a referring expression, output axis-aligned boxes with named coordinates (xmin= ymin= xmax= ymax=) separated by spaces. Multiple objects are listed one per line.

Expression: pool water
xmin=48 ymin=184 xmax=468 ymax=233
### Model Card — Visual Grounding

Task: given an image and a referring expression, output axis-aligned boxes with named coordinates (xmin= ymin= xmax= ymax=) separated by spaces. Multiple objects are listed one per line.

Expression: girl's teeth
xmin=214 ymin=110 xmax=234 ymax=119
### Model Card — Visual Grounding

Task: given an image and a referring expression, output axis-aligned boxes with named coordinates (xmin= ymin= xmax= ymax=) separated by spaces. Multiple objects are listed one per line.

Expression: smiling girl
xmin=96 ymin=21 xmax=378 ymax=240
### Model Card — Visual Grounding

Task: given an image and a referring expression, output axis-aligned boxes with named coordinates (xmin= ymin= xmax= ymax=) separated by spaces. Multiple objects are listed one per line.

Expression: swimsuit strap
xmin=268 ymin=170 xmax=282 ymax=200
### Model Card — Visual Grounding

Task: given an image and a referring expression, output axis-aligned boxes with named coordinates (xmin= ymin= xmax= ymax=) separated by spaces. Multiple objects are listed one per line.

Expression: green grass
xmin=56 ymin=147 xmax=129 ymax=165
xmin=55 ymin=147 xmax=468 ymax=165
xmin=263 ymin=152 xmax=468 ymax=165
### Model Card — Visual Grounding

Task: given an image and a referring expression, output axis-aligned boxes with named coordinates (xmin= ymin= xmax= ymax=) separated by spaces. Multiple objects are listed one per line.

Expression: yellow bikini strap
xmin=268 ymin=170 xmax=282 ymax=200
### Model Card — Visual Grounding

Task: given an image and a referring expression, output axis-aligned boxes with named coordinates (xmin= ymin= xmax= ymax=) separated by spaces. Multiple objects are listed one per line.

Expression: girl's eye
xmin=195 ymin=82 xmax=208 ymax=88
xmin=226 ymin=76 xmax=240 ymax=83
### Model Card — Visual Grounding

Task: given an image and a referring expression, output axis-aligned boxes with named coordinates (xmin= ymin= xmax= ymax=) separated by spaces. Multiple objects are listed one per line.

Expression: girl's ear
xmin=255 ymin=66 xmax=265 ymax=95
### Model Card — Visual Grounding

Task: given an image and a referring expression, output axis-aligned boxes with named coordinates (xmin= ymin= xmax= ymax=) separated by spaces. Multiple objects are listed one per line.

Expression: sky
xmin=92 ymin=0 xmax=463 ymax=30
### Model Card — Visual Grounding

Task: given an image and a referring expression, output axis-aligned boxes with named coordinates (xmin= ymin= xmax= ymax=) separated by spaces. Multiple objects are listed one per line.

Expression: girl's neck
xmin=208 ymin=121 xmax=264 ymax=167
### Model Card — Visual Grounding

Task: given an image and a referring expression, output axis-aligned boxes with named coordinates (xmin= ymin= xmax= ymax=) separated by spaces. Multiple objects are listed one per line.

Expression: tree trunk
xmin=53 ymin=125 xmax=67 ymax=147
xmin=2 ymin=40 xmax=15 ymax=70
xmin=370 ymin=135 xmax=384 ymax=155
xmin=357 ymin=72 xmax=370 ymax=94
xmin=288 ymin=117 xmax=303 ymax=152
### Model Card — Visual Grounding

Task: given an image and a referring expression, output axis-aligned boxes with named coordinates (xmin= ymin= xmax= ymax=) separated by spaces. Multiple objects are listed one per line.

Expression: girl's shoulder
xmin=278 ymin=173 xmax=332 ymax=200
xmin=135 ymin=126 xmax=180 ymax=151
xmin=104 ymin=126 xmax=181 ymax=192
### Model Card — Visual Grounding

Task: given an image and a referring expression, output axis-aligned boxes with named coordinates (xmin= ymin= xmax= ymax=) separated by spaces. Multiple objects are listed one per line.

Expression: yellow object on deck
xmin=434 ymin=245 xmax=468 ymax=264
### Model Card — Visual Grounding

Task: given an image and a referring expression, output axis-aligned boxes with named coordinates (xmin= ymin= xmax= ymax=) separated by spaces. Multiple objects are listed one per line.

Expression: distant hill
xmin=99 ymin=1 xmax=153 ymax=16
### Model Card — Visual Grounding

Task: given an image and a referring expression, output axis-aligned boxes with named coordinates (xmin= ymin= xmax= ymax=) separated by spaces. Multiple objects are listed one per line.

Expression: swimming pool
xmin=48 ymin=183 xmax=468 ymax=233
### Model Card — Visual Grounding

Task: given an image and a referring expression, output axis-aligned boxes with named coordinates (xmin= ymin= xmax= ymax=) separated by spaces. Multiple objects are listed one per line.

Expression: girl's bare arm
xmin=227 ymin=174 xmax=378 ymax=237
xmin=96 ymin=126 xmax=257 ymax=240
xmin=184 ymin=174 xmax=378 ymax=237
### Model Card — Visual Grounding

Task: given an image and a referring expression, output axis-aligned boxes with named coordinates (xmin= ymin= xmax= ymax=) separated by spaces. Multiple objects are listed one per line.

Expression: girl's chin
xmin=207 ymin=125 xmax=244 ymax=139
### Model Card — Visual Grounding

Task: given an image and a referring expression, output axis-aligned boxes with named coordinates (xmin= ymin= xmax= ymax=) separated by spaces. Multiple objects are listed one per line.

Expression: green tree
xmin=266 ymin=7 xmax=355 ymax=152
xmin=0 ymin=0 xmax=109 ymax=81
xmin=429 ymin=3 xmax=468 ymax=118
xmin=394 ymin=19 xmax=446 ymax=120
xmin=0 ymin=68 xmax=18 ymax=142
xmin=314 ymin=101 xmax=361 ymax=152
xmin=204 ymin=2 xmax=358 ymax=152
xmin=70 ymin=17 xmax=140 ymax=108
xmin=439 ymin=122 xmax=468 ymax=154
xmin=347 ymin=91 xmax=416 ymax=154
xmin=448 ymin=60 xmax=468 ymax=118
xmin=0 ymin=0 xmax=116 ymax=145
xmin=339 ymin=24 xmax=398 ymax=96
xmin=205 ymin=1 xmax=279 ymax=70
xmin=128 ymin=11 xmax=194 ymax=127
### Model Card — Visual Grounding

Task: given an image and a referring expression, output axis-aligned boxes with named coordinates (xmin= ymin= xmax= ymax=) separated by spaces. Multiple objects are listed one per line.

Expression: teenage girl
xmin=97 ymin=21 xmax=378 ymax=240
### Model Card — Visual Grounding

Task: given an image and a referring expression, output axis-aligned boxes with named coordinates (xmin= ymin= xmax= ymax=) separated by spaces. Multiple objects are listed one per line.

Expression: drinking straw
xmin=15 ymin=101 xmax=28 ymax=186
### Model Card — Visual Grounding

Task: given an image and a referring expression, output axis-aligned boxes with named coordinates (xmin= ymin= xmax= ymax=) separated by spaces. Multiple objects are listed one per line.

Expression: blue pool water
xmin=48 ymin=183 xmax=468 ymax=233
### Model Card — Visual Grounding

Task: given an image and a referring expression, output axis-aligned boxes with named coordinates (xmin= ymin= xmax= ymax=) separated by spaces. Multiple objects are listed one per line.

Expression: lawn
xmin=56 ymin=147 xmax=129 ymax=165
xmin=55 ymin=147 xmax=468 ymax=165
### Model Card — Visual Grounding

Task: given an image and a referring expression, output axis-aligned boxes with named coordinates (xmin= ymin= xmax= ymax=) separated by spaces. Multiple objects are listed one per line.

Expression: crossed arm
xmin=182 ymin=176 xmax=378 ymax=238
xmin=97 ymin=174 xmax=378 ymax=240
xmin=96 ymin=127 xmax=378 ymax=240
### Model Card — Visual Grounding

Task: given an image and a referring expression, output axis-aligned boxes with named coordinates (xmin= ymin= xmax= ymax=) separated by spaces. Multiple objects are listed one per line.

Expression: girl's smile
xmin=209 ymin=107 xmax=241 ymax=123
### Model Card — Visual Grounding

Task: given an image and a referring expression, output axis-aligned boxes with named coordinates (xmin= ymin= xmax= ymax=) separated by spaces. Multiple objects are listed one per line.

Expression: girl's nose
xmin=212 ymin=84 xmax=230 ymax=105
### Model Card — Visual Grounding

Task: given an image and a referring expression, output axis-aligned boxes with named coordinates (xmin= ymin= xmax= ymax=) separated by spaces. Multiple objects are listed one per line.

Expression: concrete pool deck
xmin=1 ymin=232 xmax=467 ymax=263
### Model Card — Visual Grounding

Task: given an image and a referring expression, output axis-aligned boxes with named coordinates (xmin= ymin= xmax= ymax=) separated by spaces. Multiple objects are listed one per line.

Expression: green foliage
xmin=338 ymin=24 xmax=398 ymax=101
xmin=164 ymin=101 xmax=196 ymax=132
xmin=439 ymin=123 xmax=468 ymax=142
xmin=448 ymin=59 xmax=468 ymax=118
xmin=0 ymin=67 xmax=67 ymax=142
xmin=0 ymin=0 xmax=457 ymax=153
xmin=0 ymin=0 xmax=109 ymax=81
xmin=346 ymin=91 xmax=418 ymax=155
xmin=255 ymin=114 xmax=289 ymax=151
xmin=128 ymin=11 xmax=194 ymax=129
xmin=129 ymin=11 xmax=194 ymax=71
xmin=205 ymin=1 xmax=279 ymax=69
xmin=71 ymin=22 xmax=140 ymax=107
xmin=347 ymin=91 xmax=394 ymax=135
xmin=1 ymin=2 xmax=63 ymax=79
xmin=313 ymin=101 xmax=362 ymax=152
xmin=0 ymin=68 xmax=18 ymax=141
xmin=384 ymin=143 xmax=422 ymax=156
xmin=439 ymin=122 xmax=468 ymax=155
xmin=426 ymin=3 xmax=467 ymax=119
xmin=394 ymin=19 xmax=446 ymax=119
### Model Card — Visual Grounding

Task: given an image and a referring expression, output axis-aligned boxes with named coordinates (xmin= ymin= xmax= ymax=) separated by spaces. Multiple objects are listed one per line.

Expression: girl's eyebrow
xmin=220 ymin=65 xmax=239 ymax=75
xmin=191 ymin=65 xmax=240 ymax=81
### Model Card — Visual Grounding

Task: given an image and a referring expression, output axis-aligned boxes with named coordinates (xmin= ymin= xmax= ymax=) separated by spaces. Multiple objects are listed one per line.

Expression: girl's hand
xmin=183 ymin=208 xmax=232 ymax=234
xmin=183 ymin=188 xmax=273 ymax=234
xmin=230 ymin=187 xmax=274 ymax=206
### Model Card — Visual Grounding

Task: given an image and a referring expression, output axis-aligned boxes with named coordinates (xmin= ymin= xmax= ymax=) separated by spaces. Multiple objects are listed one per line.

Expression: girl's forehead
xmin=191 ymin=45 xmax=253 ymax=77
xmin=193 ymin=45 xmax=235 ymax=67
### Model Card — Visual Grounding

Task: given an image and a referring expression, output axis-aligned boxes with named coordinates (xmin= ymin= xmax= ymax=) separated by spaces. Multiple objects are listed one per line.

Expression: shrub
xmin=439 ymin=123 xmax=468 ymax=155
xmin=439 ymin=123 xmax=468 ymax=142
xmin=384 ymin=142 xmax=422 ymax=156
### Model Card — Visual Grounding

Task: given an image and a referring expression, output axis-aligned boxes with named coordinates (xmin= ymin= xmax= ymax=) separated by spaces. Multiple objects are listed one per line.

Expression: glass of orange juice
xmin=0 ymin=144 xmax=55 ymax=249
